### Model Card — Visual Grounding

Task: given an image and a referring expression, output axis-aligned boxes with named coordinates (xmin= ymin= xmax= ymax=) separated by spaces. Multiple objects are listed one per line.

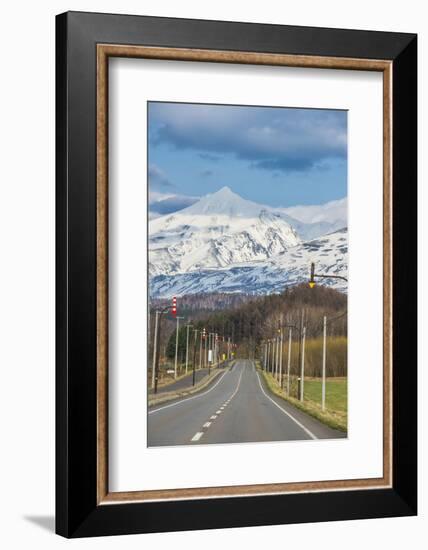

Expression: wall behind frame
xmin=0 ymin=0 xmax=424 ymax=548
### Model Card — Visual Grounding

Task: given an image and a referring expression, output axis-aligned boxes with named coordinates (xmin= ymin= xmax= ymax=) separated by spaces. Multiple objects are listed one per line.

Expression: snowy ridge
xmin=282 ymin=197 xmax=347 ymax=226
xmin=149 ymin=187 xmax=347 ymax=297
xmin=150 ymin=228 xmax=347 ymax=297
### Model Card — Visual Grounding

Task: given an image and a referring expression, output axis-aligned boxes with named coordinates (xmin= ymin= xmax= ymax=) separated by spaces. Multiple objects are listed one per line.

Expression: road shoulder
xmin=148 ymin=368 xmax=227 ymax=409
xmin=257 ymin=368 xmax=347 ymax=440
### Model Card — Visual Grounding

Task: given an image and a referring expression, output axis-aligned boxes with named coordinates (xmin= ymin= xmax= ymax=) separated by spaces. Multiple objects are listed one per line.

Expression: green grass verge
xmin=259 ymin=369 xmax=347 ymax=433
xmin=303 ymin=378 xmax=347 ymax=413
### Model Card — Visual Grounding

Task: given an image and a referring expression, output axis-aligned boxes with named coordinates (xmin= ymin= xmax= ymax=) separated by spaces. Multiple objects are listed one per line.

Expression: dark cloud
xmin=150 ymin=195 xmax=199 ymax=215
xmin=198 ymin=153 xmax=222 ymax=162
xmin=148 ymin=163 xmax=175 ymax=190
xmin=148 ymin=103 xmax=347 ymax=174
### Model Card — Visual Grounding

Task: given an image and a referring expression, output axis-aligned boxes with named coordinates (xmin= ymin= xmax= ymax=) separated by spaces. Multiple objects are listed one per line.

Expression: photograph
xmin=147 ymin=101 xmax=348 ymax=446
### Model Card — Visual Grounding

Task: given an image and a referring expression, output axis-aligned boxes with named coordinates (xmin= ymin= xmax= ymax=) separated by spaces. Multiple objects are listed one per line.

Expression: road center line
xmin=203 ymin=422 xmax=211 ymax=428
xmin=191 ymin=432 xmax=204 ymax=442
xmin=149 ymin=370 xmax=228 ymax=415
xmin=226 ymin=363 xmax=245 ymax=402
xmin=255 ymin=370 xmax=317 ymax=440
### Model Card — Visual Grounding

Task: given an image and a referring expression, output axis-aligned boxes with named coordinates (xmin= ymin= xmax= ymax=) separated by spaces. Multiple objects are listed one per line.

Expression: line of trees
xmin=183 ymin=283 xmax=347 ymax=345
xmin=149 ymin=284 xmax=347 ymax=374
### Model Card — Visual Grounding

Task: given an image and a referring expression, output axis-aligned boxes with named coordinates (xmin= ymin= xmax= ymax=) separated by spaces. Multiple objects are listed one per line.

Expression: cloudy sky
xmin=148 ymin=101 xmax=347 ymax=215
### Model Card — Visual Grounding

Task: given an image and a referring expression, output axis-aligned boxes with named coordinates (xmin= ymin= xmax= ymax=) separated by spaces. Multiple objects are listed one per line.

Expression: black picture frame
xmin=56 ymin=11 xmax=417 ymax=538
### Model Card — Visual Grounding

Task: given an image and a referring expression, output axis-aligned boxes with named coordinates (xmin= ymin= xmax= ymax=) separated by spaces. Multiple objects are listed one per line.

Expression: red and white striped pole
xmin=172 ymin=296 xmax=177 ymax=317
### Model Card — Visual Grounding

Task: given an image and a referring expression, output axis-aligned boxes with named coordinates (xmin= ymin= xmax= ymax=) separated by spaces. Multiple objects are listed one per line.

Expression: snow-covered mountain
xmin=282 ymin=197 xmax=347 ymax=227
xmin=149 ymin=187 xmax=300 ymax=277
xmin=149 ymin=187 xmax=347 ymax=297
xmin=150 ymin=228 xmax=347 ymax=297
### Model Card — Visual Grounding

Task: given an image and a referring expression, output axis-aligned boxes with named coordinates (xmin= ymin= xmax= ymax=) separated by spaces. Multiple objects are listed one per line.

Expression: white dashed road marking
xmin=191 ymin=363 xmax=247 ymax=443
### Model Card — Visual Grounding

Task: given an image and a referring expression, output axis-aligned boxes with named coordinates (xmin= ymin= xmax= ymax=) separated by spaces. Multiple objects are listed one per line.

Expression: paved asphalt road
xmin=148 ymin=367 xmax=212 ymax=394
xmin=148 ymin=359 xmax=345 ymax=446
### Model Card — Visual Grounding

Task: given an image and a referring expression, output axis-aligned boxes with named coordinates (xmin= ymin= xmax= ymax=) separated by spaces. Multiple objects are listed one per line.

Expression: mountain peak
xmin=181 ymin=186 xmax=261 ymax=217
xmin=212 ymin=186 xmax=235 ymax=197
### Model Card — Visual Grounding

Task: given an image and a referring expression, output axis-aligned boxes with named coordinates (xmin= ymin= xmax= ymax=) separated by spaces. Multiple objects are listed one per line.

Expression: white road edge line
xmin=191 ymin=432 xmax=204 ymax=442
xmin=255 ymin=371 xmax=317 ymax=440
xmin=149 ymin=370 xmax=228 ymax=414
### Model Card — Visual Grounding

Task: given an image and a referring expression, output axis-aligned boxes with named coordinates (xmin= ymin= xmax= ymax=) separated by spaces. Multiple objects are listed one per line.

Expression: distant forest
xmin=149 ymin=284 xmax=347 ymax=363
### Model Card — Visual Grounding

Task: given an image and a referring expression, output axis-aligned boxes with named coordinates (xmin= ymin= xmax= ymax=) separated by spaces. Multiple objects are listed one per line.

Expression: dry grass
xmin=283 ymin=336 xmax=347 ymax=378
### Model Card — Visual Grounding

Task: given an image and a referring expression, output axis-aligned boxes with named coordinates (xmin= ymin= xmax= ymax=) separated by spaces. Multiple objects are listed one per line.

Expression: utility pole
xmin=192 ymin=329 xmax=198 ymax=386
xmin=279 ymin=328 xmax=283 ymax=388
xmin=279 ymin=314 xmax=283 ymax=387
xmin=185 ymin=323 xmax=192 ymax=375
xmin=287 ymin=327 xmax=292 ymax=396
xmin=151 ymin=310 xmax=159 ymax=389
xmin=264 ymin=341 xmax=267 ymax=370
xmin=153 ymin=304 xmax=175 ymax=394
xmin=271 ymin=338 xmax=274 ymax=374
xmin=322 ymin=315 xmax=327 ymax=410
xmin=266 ymin=341 xmax=269 ymax=371
xmin=154 ymin=314 xmax=163 ymax=394
xmin=199 ymin=330 xmax=203 ymax=369
xmin=270 ymin=338 xmax=274 ymax=374
xmin=300 ymin=326 xmax=306 ymax=401
xmin=174 ymin=316 xmax=184 ymax=379
xmin=297 ymin=309 xmax=304 ymax=388
xmin=207 ymin=331 xmax=211 ymax=376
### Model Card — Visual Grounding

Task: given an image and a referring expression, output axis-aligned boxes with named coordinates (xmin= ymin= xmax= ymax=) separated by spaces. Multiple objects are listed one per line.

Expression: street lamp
xmin=308 ymin=263 xmax=348 ymax=409
xmin=192 ymin=328 xmax=199 ymax=386
xmin=185 ymin=323 xmax=193 ymax=375
xmin=174 ymin=316 xmax=185 ymax=379
xmin=309 ymin=261 xmax=348 ymax=288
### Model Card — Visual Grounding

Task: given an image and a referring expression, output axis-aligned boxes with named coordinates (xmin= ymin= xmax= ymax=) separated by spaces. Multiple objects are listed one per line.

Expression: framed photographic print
xmin=56 ymin=11 xmax=417 ymax=537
